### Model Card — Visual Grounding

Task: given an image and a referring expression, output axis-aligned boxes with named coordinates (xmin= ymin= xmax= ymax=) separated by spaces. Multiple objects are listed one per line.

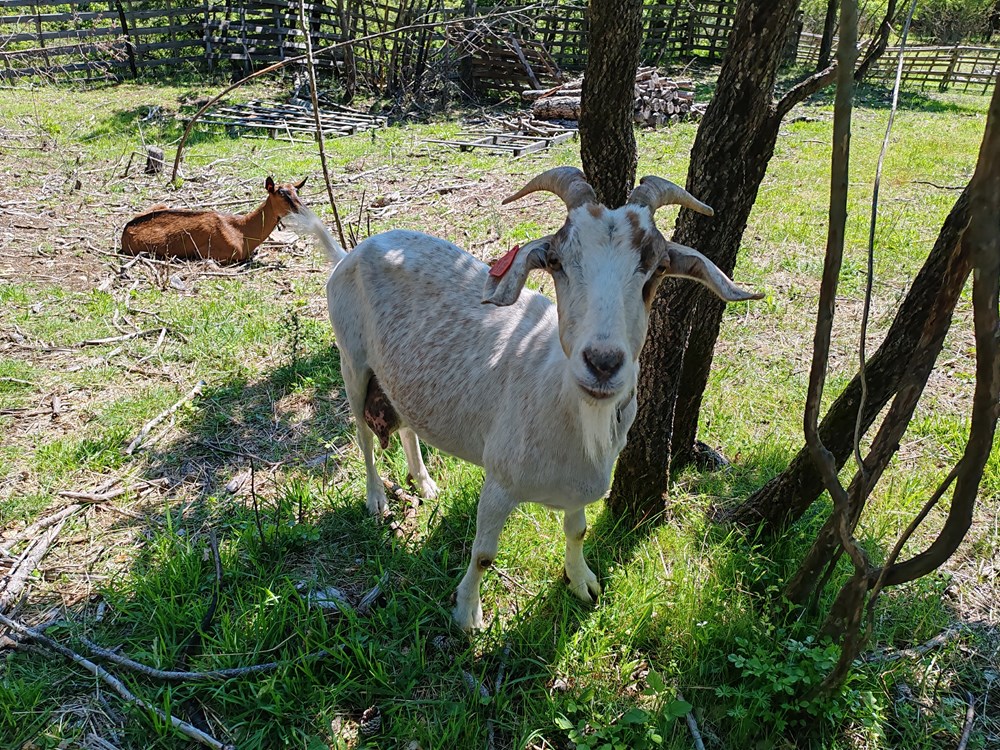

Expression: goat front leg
xmin=454 ymin=478 xmax=517 ymax=630
xmin=399 ymin=427 xmax=439 ymax=499
xmin=563 ymin=507 xmax=600 ymax=603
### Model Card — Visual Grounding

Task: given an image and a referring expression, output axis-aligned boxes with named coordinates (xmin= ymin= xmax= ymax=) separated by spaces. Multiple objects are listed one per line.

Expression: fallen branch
xmin=957 ymin=690 xmax=975 ymax=750
xmin=356 ymin=571 xmax=390 ymax=616
xmin=58 ymin=487 xmax=129 ymax=503
xmin=80 ymin=328 xmax=165 ymax=347
xmin=298 ymin=0 xmax=346 ymax=249
xmin=676 ymin=690 xmax=706 ymax=750
xmin=124 ymin=380 xmax=205 ymax=455
xmin=0 ymin=613 xmax=234 ymax=750
xmin=79 ymin=637 xmax=330 ymax=682
xmin=170 ymin=5 xmax=542 ymax=182
xmin=861 ymin=625 xmax=963 ymax=663
xmin=0 ymin=517 xmax=69 ymax=612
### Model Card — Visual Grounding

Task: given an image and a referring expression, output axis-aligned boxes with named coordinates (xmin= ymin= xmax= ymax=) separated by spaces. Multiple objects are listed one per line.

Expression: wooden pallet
xmin=195 ymin=99 xmax=386 ymax=140
xmin=423 ymin=128 xmax=576 ymax=157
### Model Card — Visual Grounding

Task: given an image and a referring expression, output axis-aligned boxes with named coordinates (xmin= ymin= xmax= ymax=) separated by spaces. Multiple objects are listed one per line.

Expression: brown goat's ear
xmin=662 ymin=241 xmax=764 ymax=302
xmin=482 ymin=237 xmax=551 ymax=306
xmin=266 ymin=176 xmax=276 ymax=193
xmin=294 ymin=176 xmax=307 ymax=190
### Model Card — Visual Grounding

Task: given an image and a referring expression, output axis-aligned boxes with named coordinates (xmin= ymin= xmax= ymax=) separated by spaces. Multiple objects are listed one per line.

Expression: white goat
xmin=319 ymin=167 xmax=761 ymax=629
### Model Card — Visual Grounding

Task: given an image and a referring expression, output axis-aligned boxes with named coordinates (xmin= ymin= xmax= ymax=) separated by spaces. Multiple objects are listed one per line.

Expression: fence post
xmin=112 ymin=0 xmax=138 ymax=79
xmin=941 ymin=45 xmax=959 ymax=91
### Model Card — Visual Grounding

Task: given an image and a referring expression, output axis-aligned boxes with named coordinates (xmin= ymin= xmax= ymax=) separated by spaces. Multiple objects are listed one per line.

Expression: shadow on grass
xmin=51 ymin=341 xmax=867 ymax=749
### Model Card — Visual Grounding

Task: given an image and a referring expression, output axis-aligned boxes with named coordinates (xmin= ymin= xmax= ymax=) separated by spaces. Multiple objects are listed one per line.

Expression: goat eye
xmin=546 ymin=255 xmax=562 ymax=272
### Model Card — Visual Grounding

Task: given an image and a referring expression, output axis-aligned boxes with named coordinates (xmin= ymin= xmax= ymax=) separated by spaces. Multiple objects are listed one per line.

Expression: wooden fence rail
xmin=796 ymin=31 xmax=998 ymax=93
xmin=0 ymin=0 xmax=745 ymax=88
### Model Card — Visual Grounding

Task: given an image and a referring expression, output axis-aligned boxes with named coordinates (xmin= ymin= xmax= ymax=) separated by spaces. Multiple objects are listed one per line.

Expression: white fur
xmin=305 ymin=170 xmax=758 ymax=630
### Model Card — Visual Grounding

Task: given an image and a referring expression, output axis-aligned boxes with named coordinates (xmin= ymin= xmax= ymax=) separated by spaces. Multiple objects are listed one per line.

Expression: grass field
xmin=0 ymin=72 xmax=997 ymax=750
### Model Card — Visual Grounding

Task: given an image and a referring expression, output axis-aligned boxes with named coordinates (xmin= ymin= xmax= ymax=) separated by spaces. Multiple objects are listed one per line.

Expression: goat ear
xmin=266 ymin=176 xmax=276 ymax=193
xmin=482 ymin=238 xmax=550 ymax=306
xmin=662 ymin=241 xmax=764 ymax=302
xmin=294 ymin=176 xmax=307 ymax=190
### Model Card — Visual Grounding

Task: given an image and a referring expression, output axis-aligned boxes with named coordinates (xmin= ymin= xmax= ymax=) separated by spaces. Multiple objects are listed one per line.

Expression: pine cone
xmin=359 ymin=706 xmax=382 ymax=737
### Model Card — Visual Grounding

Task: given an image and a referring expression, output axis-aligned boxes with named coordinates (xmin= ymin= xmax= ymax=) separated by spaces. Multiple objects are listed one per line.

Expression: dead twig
xmin=861 ymin=625 xmax=964 ymax=663
xmin=0 ymin=517 xmax=69 ymax=612
xmin=124 ymin=380 xmax=205 ymax=455
xmin=676 ymin=690 xmax=706 ymax=750
xmin=170 ymin=5 xmax=542 ymax=182
xmin=78 ymin=637 xmax=330 ymax=682
xmin=956 ymin=690 xmax=975 ymax=750
xmin=356 ymin=571 xmax=390 ymax=616
xmin=298 ymin=0 xmax=346 ymax=249
xmin=0 ymin=613 xmax=234 ymax=750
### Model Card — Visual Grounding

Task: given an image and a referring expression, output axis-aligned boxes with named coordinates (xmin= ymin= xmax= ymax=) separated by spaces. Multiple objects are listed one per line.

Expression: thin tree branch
xmin=855 ymin=0 xmax=919 ymax=474
xmin=169 ymin=6 xmax=541 ymax=182
xmin=124 ymin=380 xmax=205 ymax=455
xmin=0 ymin=613 xmax=233 ymax=750
xmin=804 ymin=0 xmax=868 ymax=576
xmin=78 ymin=637 xmax=330 ymax=682
xmin=0 ymin=517 xmax=68 ymax=612
xmin=298 ymin=0 xmax=346 ymax=249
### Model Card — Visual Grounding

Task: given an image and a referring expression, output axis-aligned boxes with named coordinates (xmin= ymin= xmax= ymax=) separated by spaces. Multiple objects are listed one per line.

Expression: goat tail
xmin=315 ymin=221 xmax=348 ymax=266
xmin=284 ymin=207 xmax=347 ymax=266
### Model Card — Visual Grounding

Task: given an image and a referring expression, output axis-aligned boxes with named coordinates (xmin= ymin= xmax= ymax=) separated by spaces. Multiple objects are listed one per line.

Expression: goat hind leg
xmin=344 ymin=372 xmax=389 ymax=516
xmin=454 ymin=478 xmax=517 ymax=630
xmin=399 ymin=427 xmax=439 ymax=499
xmin=563 ymin=507 xmax=600 ymax=603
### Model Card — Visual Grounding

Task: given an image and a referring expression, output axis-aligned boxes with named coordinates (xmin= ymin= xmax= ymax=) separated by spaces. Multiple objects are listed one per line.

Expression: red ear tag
xmin=489 ymin=244 xmax=520 ymax=278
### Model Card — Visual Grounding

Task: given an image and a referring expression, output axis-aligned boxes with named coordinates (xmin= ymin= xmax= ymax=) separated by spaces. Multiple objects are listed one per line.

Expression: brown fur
xmin=120 ymin=176 xmax=306 ymax=263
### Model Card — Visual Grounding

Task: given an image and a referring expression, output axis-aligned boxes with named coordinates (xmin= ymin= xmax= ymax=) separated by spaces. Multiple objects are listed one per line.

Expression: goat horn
xmin=627 ymin=176 xmax=714 ymax=217
xmin=502 ymin=167 xmax=597 ymax=211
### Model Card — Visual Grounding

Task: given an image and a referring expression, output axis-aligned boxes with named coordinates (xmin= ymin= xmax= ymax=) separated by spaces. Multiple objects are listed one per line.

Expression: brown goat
xmin=121 ymin=176 xmax=307 ymax=263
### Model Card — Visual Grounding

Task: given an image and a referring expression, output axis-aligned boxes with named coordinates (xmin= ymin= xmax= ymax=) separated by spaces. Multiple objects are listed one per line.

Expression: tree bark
xmin=818 ymin=0 xmax=839 ymax=70
xmin=579 ymin=0 xmax=643 ymax=208
xmin=731 ymin=188 xmax=973 ymax=533
xmin=608 ymin=0 xmax=801 ymax=516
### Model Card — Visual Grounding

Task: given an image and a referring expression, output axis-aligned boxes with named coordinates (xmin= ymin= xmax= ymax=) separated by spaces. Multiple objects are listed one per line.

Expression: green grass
xmin=0 ymin=71 xmax=997 ymax=750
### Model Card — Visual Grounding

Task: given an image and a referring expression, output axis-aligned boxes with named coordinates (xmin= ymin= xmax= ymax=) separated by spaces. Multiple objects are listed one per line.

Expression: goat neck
xmin=232 ymin=195 xmax=283 ymax=255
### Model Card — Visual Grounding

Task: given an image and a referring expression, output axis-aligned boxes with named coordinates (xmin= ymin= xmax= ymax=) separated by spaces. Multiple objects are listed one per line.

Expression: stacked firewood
xmin=523 ymin=67 xmax=701 ymax=127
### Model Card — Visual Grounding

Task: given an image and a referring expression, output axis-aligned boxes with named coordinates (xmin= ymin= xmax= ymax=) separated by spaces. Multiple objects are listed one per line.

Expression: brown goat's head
xmin=266 ymin=176 xmax=308 ymax=218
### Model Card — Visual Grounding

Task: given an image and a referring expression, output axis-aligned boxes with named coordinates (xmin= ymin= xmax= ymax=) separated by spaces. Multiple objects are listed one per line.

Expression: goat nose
xmin=582 ymin=347 xmax=625 ymax=382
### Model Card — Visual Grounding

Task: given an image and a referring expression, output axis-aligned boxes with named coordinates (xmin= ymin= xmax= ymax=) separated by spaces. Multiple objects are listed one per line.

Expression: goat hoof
xmin=453 ymin=600 xmax=484 ymax=631
xmin=416 ymin=477 xmax=439 ymax=499
xmin=366 ymin=492 xmax=389 ymax=517
xmin=565 ymin=567 xmax=601 ymax=604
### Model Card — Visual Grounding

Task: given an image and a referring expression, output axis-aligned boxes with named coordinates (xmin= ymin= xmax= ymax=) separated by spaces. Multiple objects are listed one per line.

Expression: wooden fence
xmin=0 ymin=1 xmax=744 ymax=88
xmin=796 ymin=31 xmax=999 ymax=93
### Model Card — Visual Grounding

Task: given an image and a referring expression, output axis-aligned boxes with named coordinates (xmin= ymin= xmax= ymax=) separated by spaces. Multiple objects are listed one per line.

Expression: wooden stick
xmin=956 ymin=690 xmax=975 ymax=750
xmin=0 ymin=613 xmax=233 ymax=750
xmin=79 ymin=637 xmax=330 ymax=682
xmin=170 ymin=5 xmax=543 ymax=183
xmin=0 ymin=517 xmax=68 ymax=612
xmin=676 ymin=690 xmax=706 ymax=750
xmin=356 ymin=571 xmax=390 ymax=616
xmin=124 ymin=380 xmax=205 ymax=455
xmin=57 ymin=487 xmax=129 ymax=503
xmin=298 ymin=0 xmax=346 ymax=250
xmin=861 ymin=625 xmax=963 ymax=663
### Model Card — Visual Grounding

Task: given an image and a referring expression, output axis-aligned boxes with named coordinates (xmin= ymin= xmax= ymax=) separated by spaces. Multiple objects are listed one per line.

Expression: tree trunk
xmin=818 ymin=0 xmax=839 ymax=70
xmin=731 ymin=188 xmax=972 ymax=534
xmin=608 ymin=0 xmax=801 ymax=516
xmin=579 ymin=0 xmax=643 ymax=208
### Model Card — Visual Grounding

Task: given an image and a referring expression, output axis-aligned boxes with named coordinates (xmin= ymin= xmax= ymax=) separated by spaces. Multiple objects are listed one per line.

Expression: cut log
xmin=531 ymin=95 xmax=581 ymax=120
